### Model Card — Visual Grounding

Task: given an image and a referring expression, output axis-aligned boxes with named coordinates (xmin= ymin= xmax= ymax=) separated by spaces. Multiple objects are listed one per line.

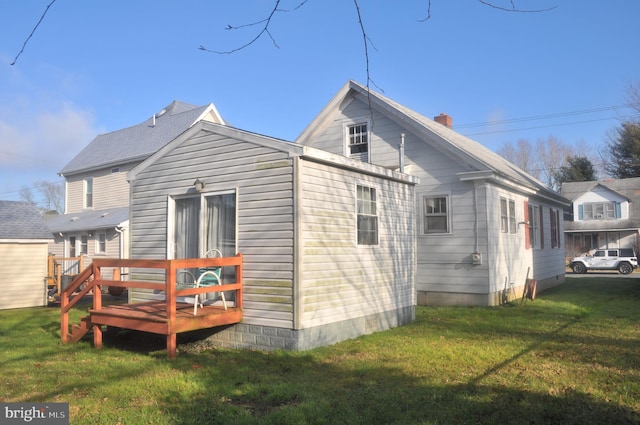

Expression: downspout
xmin=115 ymin=225 xmax=126 ymax=286
xmin=399 ymin=133 xmax=405 ymax=173
xmin=115 ymin=226 xmax=125 ymax=258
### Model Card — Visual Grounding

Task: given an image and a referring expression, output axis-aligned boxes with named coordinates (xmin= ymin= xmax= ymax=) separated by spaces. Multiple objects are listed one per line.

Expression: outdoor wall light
xmin=193 ymin=178 xmax=205 ymax=193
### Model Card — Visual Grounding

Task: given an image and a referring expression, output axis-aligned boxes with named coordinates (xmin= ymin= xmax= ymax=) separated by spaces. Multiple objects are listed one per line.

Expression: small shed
xmin=128 ymin=122 xmax=418 ymax=350
xmin=0 ymin=201 xmax=53 ymax=309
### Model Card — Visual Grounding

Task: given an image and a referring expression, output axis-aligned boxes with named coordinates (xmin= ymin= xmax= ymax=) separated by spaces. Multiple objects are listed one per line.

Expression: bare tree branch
xmin=477 ymin=0 xmax=557 ymax=13
xmin=199 ymin=0 xmax=310 ymax=55
xmin=353 ymin=0 xmax=372 ymax=89
xmin=418 ymin=0 xmax=433 ymax=22
xmin=10 ymin=0 xmax=57 ymax=65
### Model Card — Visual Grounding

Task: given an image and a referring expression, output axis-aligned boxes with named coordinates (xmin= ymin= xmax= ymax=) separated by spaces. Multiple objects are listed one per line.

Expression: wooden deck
xmin=61 ymin=254 xmax=243 ymax=358
xmin=89 ymin=301 xmax=242 ymax=335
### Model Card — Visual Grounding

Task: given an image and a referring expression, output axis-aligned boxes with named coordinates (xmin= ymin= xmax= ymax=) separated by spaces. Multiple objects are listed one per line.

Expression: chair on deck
xmin=177 ymin=249 xmax=227 ymax=315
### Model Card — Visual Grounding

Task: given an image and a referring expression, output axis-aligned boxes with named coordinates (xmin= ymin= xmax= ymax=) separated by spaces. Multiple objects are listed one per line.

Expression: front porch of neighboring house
xmin=60 ymin=254 xmax=243 ymax=358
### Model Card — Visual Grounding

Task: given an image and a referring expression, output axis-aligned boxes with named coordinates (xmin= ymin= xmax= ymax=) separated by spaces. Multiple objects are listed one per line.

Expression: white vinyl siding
xmin=129 ymin=130 xmax=295 ymax=328
xmin=299 ymin=160 xmax=415 ymax=328
xmin=0 ymin=242 xmax=48 ymax=309
xmin=129 ymin=124 xmax=416 ymax=330
xmin=64 ymin=163 xmax=137 ymax=213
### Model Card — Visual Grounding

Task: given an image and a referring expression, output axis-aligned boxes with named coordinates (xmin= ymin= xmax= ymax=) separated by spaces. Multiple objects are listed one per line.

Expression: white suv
xmin=570 ymin=248 xmax=638 ymax=275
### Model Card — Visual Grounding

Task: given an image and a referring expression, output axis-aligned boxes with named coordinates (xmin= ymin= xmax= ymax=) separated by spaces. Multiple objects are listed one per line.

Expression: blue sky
xmin=1 ymin=0 xmax=639 ymax=202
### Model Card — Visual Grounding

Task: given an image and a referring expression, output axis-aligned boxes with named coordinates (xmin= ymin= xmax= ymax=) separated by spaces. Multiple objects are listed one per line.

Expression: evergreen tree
xmin=555 ymin=156 xmax=597 ymax=184
xmin=605 ymin=122 xmax=640 ymax=178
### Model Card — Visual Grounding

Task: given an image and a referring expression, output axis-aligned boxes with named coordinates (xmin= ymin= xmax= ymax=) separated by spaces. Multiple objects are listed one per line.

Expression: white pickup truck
xmin=570 ymin=248 xmax=638 ymax=275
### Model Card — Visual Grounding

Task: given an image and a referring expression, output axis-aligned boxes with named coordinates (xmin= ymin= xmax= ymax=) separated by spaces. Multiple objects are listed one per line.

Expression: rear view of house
xmin=296 ymin=81 xmax=570 ymax=305
xmin=0 ymin=201 xmax=52 ymax=309
xmin=127 ymin=122 xmax=417 ymax=350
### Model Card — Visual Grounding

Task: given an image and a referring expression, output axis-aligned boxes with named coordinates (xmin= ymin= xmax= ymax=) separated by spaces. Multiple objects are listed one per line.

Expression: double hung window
xmin=583 ymin=202 xmax=617 ymax=220
xmin=424 ymin=196 xmax=449 ymax=234
xmin=500 ymin=198 xmax=517 ymax=233
xmin=96 ymin=233 xmax=107 ymax=254
xmin=528 ymin=204 xmax=540 ymax=248
xmin=84 ymin=178 xmax=93 ymax=209
xmin=356 ymin=185 xmax=378 ymax=245
xmin=347 ymin=123 xmax=369 ymax=162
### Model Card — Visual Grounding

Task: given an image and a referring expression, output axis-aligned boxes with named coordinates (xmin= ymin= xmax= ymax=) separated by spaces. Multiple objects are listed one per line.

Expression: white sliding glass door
xmin=172 ymin=192 xmax=237 ymax=260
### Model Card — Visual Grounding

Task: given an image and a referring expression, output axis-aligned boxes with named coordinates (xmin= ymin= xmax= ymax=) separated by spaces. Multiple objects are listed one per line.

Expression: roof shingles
xmin=0 ymin=201 xmax=52 ymax=240
xmin=59 ymin=101 xmax=212 ymax=176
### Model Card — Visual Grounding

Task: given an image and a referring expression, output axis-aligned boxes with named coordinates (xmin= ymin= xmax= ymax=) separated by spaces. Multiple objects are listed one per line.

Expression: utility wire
xmin=456 ymin=104 xmax=634 ymax=129
xmin=462 ymin=113 xmax=640 ymax=137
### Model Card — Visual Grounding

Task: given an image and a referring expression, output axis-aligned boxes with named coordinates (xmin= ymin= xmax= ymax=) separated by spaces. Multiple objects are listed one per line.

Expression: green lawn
xmin=1 ymin=277 xmax=639 ymax=424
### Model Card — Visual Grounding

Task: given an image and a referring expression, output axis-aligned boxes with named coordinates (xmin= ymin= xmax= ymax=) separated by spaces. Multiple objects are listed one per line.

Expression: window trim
xmin=344 ymin=121 xmax=371 ymax=163
xmin=500 ymin=198 xmax=508 ymax=233
xmin=500 ymin=197 xmax=517 ymax=234
xmin=581 ymin=201 xmax=620 ymax=220
xmin=508 ymin=199 xmax=516 ymax=234
xmin=355 ymin=184 xmax=378 ymax=246
xmin=422 ymin=194 xmax=451 ymax=235
xmin=167 ymin=189 xmax=238 ymax=260
xmin=79 ymin=234 xmax=88 ymax=255
xmin=95 ymin=232 xmax=107 ymax=254
xmin=84 ymin=178 xmax=93 ymax=209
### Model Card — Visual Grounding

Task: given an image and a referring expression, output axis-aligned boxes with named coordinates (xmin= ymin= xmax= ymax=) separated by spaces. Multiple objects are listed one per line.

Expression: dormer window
xmin=347 ymin=123 xmax=369 ymax=162
xmin=580 ymin=202 xmax=620 ymax=220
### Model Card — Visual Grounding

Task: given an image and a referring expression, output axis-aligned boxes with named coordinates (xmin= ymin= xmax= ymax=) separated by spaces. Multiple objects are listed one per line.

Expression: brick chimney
xmin=434 ymin=113 xmax=452 ymax=129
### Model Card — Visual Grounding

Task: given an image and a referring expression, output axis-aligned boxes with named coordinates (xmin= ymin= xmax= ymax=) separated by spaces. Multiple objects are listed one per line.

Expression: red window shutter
xmin=556 ymin=209 xmax=561 ymax=248
xmin=550 ymin=209 xmax=556 ymax=249
xmin=524 ymin=201 xmax=530 ymax=249
xmin=539 ymin=206 xmax=545 ymax=249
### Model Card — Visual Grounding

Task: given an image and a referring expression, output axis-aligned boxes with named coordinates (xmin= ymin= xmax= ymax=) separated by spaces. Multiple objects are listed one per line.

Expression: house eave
xmin=300 ymin=146 xmax=420 ymax=185
xmin=0 ymin=238 xmax=52 ymax=243
xmin=564 ymin=227 xmax=639 ymax=233
xmin=457 ymin=170 xmax=570 ymax=206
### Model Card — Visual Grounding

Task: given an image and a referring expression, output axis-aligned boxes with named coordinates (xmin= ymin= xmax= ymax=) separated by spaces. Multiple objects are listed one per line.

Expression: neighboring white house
xmin=127 ymin=122 xmax=418 ymax=351
xmin=296 ymin=80 xmax=571 ymax=306
xmin=560 ymin=177 xmax=640 ymax=255
xmin=0 ymin=201 xmax=52 ymax=310
xmin=47 ymin=100 xmax=225 ymax=272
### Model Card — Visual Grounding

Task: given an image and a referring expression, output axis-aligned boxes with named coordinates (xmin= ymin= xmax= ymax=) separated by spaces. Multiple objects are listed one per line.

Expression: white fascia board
xmin=300 ymin=146 xmax=419 ymax=185
xmin=0 ymin=239 xmax=52 ymax=243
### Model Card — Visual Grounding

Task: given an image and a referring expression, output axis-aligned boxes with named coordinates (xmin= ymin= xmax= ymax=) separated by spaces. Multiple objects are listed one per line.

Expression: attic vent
xmin=101 ymin=212 xmax=110 ymax=218
xmin=156 ymin=108 xmax=167 ymax=118
xmin=71 ymin=217 xmax=79 ymax=222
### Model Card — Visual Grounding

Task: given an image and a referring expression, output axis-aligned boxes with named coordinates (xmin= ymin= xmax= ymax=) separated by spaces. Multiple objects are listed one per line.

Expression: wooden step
xmin=68 ymin=316 xmax=92 ymax=343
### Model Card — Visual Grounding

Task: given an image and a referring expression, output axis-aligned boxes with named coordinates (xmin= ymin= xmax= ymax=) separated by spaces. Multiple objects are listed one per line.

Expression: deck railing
xmin=60 ymin=254 xmax=243 ymax=357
